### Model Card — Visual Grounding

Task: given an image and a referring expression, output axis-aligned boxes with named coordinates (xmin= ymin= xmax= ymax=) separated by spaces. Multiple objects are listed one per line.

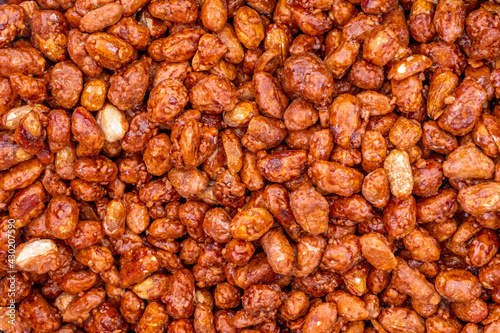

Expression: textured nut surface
xmin=1 ymin=1 xmax=500 ymax=332
xmin=384 ymin=149 xmax=413 ymax=199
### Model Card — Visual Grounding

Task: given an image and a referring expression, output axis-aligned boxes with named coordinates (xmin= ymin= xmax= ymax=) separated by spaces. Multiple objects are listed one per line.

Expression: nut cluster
xmin=1 ymin=0 xmax=500 ymax=332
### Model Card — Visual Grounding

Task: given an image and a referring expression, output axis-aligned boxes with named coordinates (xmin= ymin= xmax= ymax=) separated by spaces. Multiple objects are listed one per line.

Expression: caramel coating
xmin=1 ymin=1 xmax=500 ymax=332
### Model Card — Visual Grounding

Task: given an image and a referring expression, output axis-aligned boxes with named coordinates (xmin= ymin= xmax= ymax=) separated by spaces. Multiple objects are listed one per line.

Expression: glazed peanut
xmin=0 ymin=0 xmax=499 ymax=331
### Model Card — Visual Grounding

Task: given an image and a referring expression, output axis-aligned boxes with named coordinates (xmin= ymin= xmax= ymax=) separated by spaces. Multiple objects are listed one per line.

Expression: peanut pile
xmin=1 ymin=0 xmax=500 ymax=332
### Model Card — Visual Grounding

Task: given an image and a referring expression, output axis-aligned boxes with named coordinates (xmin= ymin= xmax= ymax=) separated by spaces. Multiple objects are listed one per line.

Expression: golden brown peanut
xmin=473 ymin=114 xmax=500 ymax=158
xmin=383 ymin=195 xmax=416 ymax=239
xmin=342 ymin=12 xmax=381 ymax=41
xmin=412 ymin=159 xmax=444 ymax=197
xmin=348 ymin=59 xmax=384 ymax=90
xmin=379 ymin=307 xmax=425 ymax=333
xmin=362 ymin=168 xmax=390 ymax=208
xmin=61 ymin=288 xmax=106 ymax=324
xmin=168 ymin=168 xmax=209 ymax=198
xmin=389 ymin=117 xmax=422 ymax=150
xmin=422 ymin=120 xmax=458 ymax=155
xmin=15 ymin=238 xmax=60 ymax=274
xmin=293 ymin=235 xmax=325 ymax=277
xmin=67 ymin=29 xmax=103 ymax=77
xmin=0 ymin=77 xmax=18 ymax=117
xmin=253 ymin=71 xmax=288 ymax=119
xmin=223 ymin=101 xmax=257 ymax=128
xmin=121 ymin=112 xmax=157 ymax=153
xmin=74 ymin=155 xmax=118 ymax=182
xmin=384 ymin=149 xmax=413 ymax=199
xmin=222 ymin=239 xmax=255 ymax=266
xmin=468 ymin=229 xmax=499 ymax=268
xmin=161 ymin=269 xmax=195 ymax=319
xmin=330 ymin=93 xmax=365 ymax=149
xmin=72 ymin=107 xmax=105 ymax=157
xmin=0 ymin=46 xmax=46 ymax=78
xmin=148 ymin=0 xmax=198 ymax=23
xmin=435 ymin=269 xmax=482 ymax=303
xmin=119 ymin=247 xmax=160 ymax=288
xmin=302 ymin=302 xmax=337 ymax=333
xmin=387 ymin=55 xmax=432 ymax=81
xmin=230 ymin=208 xmax=274 ymax=241
xmin=9 ymin=73 xmax=46 ymax=103
xmin=427 ymin=69 xmax=459 ymax=120
xmin=330 ymin=194 xmax=373 ymax=223
xmin=148 ymin=79 xmax=188 ymax=123
xmin=0 ymin=5 xmax=25 ymax=48
xmin=292 ymin=5 xmax=333 ymax=36
xmin=416 ymin=188 xmax=458 ymax=223
xmin=215 ymin=24 xmax=244 ymax=65
xmin=241 ymin=115 xmax=287 ymax=152
xmin=391 ymin=75 xmax=423 ymax=115
xmin=201 ymin=0 xmax=228 ymax=32
xmin=290 ymin=185 xmax=328 ymax=236
xmin=361 ymin=130 xmax=387 ymax=173
xmin=444 ymin=143 xmax=494 ymax=180
xmin=192 ymin=34 xmax=228 ymax=72
xmin=284 ymin=53 xmax=334 ymax=104
xmin=323 ymin=234 xmax=362 ymax=274
xmin=102 ymin=199 xmax=126 ymax=237
xmin=327 ymin=291 xmax=369 ymax=321
xmin=31 ymin=10 xmax=68 ymax=62
xmin=362 ymin=26 xmax=399 ymax=67
xmin=194 ymin=304 xmax=216 ymax=333
xmin=261 ymin=229 xmax=294 ymax=275
xmin=283 ymin=98 xmax=318 ymax=131
xmin=189 ymin=74 xmax=238 ymax=114
xmin=19 ymin=291 xmax=61 ymax=332
xmin=48 ymin=61 xmax=83 ymax=110
xmin=240 ymin=152 xmax=265 ymax=191
xmin=234 ymin=6 xmax=264 ymax=49
xmin=65 ymin=220 xmax=104 ymax=250
xmin=279 ymin=291 xmax=309 ymax=321
xmin=108 ymin=57 xmax=151 ymax=110
xmin=328 ymin=0 xmax=357 ymax=27
xmin=258 ymin=149 xmax=308 ymax=183
xmin=46 ymin=196 xmax=79 ymax=239
xmin=409 ymin=0 xmax=436 ymax=43
xmin=434 ymin=0 xmax=465 ymax=44
xmin=360 ymin=233 xmax=396 ymax=271
xmin=80 ymin=3 xmax=123 ymax=33
xmin=438 ymin=79 xmax=487 ymax=136
xmin=366 ymin=112 xmax=398 ymax=136
xmin=324 ymin=39 xmax=360 ymax=79
xmin=156 ymin=28 xmax=205 ymax=63
xmin=85 ymin=32 xmax=137 ymax=70
xmin=392 ymin=258 xmax=441 ymax=306
xmin=76 ymin=246 xmax=114 ymax=273
xmin=13 ymin=110 xmax=45 ymax=156
xmin=221 ymin=129 xmax=243 ymax=174
xmin=0 ymin=158 xmax=43 ymax=191
xmin=107 ymin=17 xmax=150 ymax=51
xmin=404 ymin=227 xmax=440 ymax=262
xmin=80 ymin=80 xmax=107 ymax=112
xmin=450 ymin=298 xmax=488 ymax=324
xmin=308 ymin=129 xmax=334 ymax=164
xmin=137 ymin=302 xmax=170 ymax=332
xmin=309 ymin=160 xmax=363 ymax=196
xmin=131 ymin=273 xmax=169 ymax=301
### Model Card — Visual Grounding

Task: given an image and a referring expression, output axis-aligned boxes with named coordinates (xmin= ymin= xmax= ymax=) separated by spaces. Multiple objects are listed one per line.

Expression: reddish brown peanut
xmin=1 ymin=1 xmax=500 ymax=331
